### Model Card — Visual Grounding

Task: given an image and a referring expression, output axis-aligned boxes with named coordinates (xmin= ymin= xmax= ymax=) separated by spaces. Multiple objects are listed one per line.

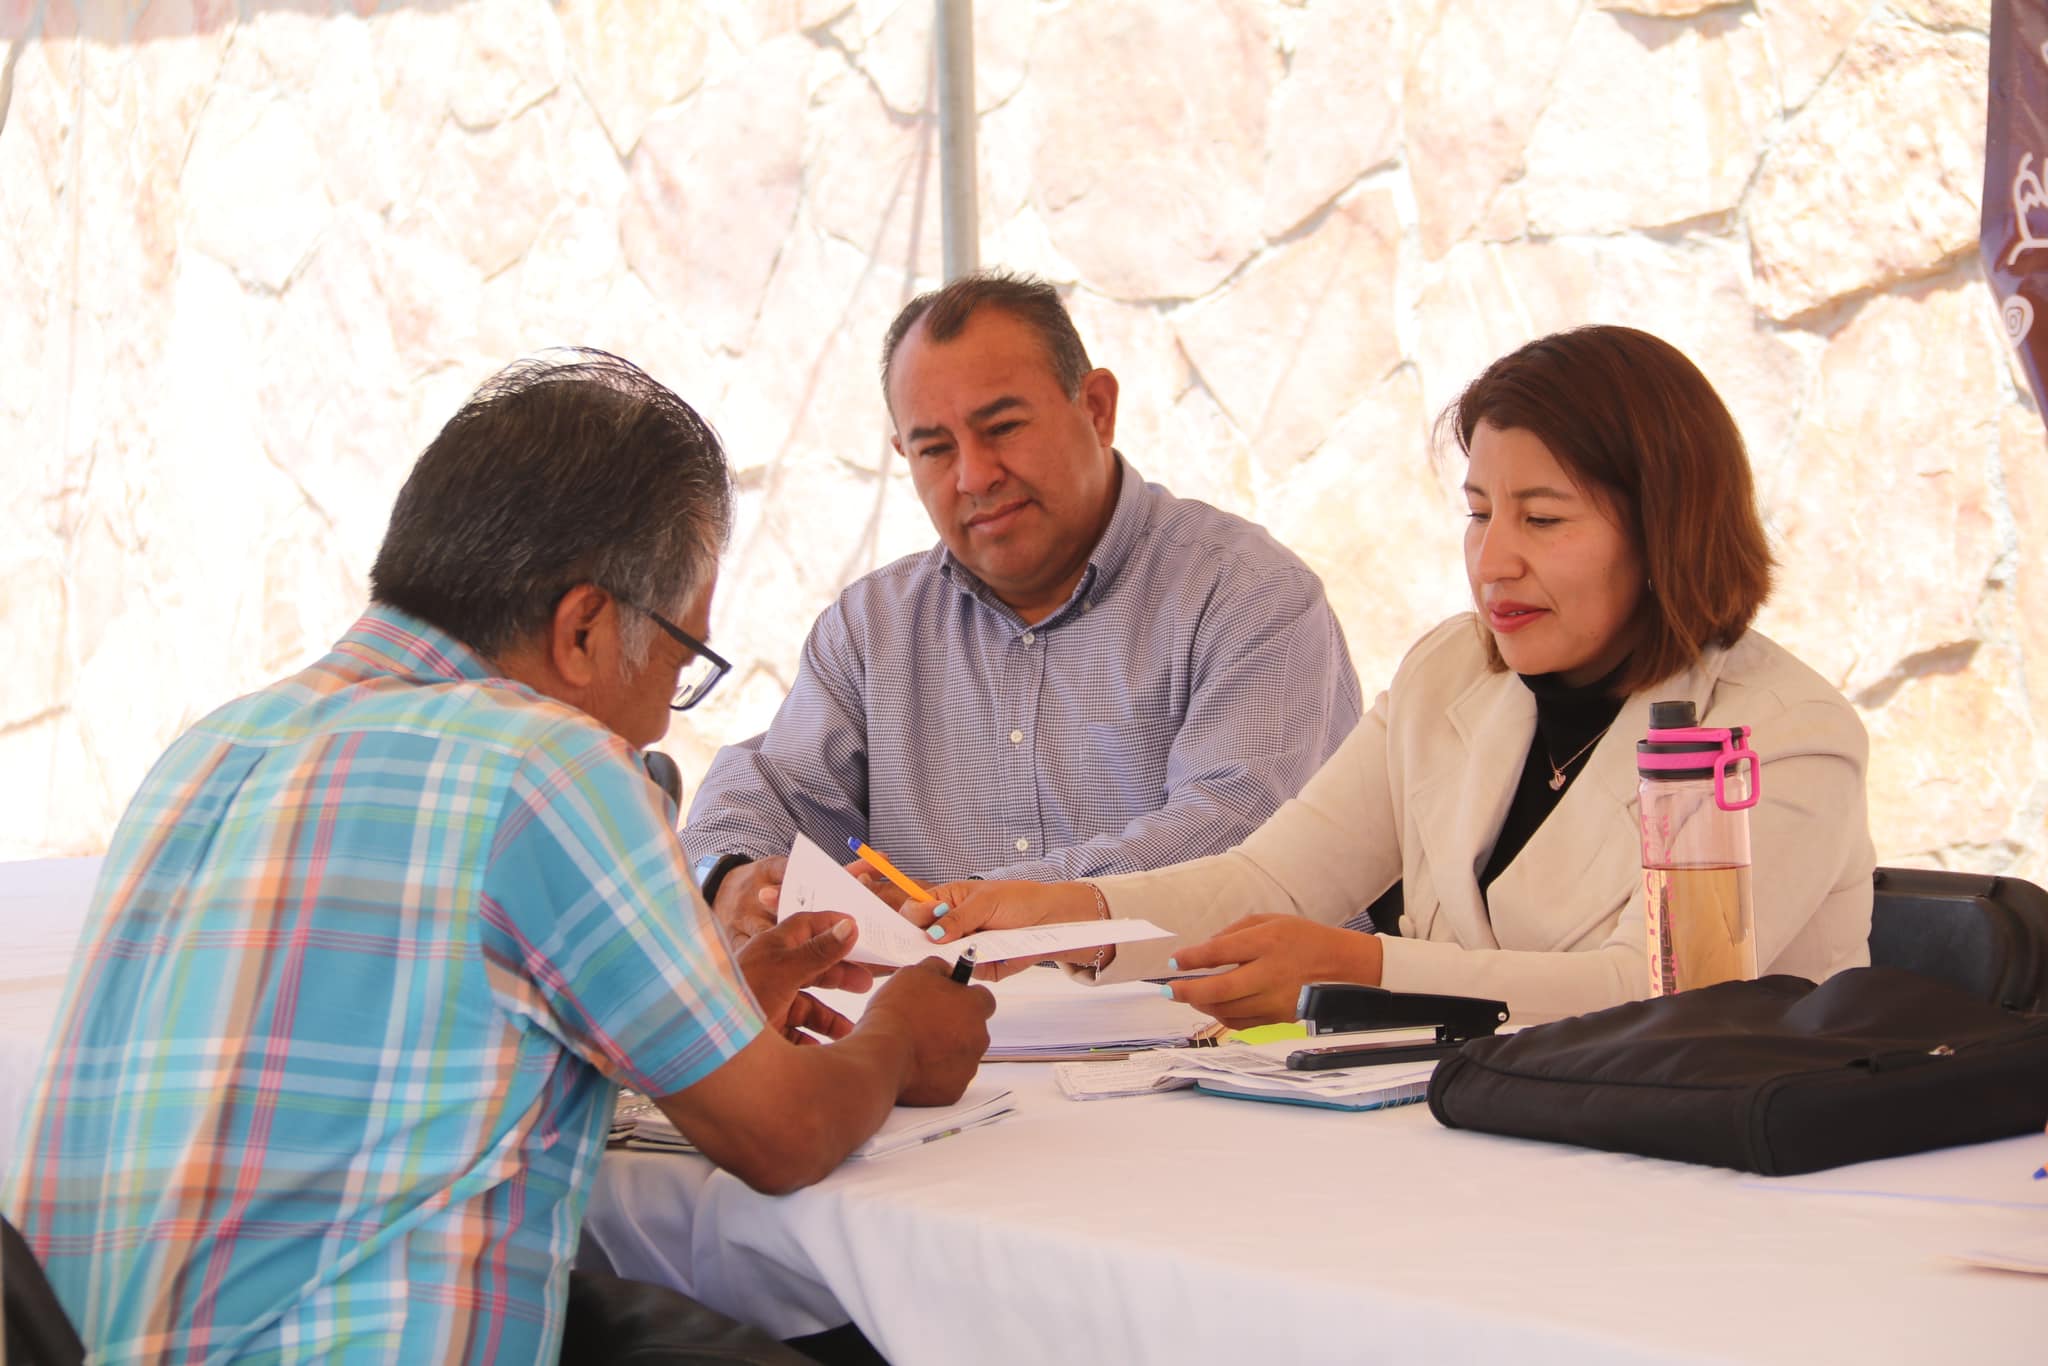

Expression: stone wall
xmin=4 ymin=0 xmax=2042 ymax=878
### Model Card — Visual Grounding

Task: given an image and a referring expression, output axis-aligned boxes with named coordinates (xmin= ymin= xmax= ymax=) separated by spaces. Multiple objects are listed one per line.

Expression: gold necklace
xmin=1545 ymin=723 xmax=1612 ymax=791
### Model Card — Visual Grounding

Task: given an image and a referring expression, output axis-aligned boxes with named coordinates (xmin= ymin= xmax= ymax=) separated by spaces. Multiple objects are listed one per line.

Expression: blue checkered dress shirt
xmin=686 ymin=457 xmax=1363 ymax=885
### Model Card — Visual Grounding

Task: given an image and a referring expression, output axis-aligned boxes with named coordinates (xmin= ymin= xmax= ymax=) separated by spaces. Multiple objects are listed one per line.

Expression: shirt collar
xmin=938 ymin=453 xmax=1153 ymax=628
xmin=334 ymin=604 xmax=504 ymax=686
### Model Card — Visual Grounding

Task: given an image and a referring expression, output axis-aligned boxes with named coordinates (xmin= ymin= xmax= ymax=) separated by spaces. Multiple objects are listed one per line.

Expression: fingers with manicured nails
xmin=1167 ymin=917 xmax=1383 ymax=1027
xmin=1209 ymin=998 xmax=1283 ymax=1030
xmin=1177 ymin=972 xmax=1296 ymax=1029
xmin=922 ymin=879 xmax=1096 ymax=942
xmin=1167 ymin=963 xmax=1261 ymax=1008
xmin=1162 ymin=914 xmax=1283 ymax=977
xmin=925 ymin=879 xmax=1051 ymax=941
xmin=899 ymin=882 xmax=974 ymax=930
xmin=1159 ymin=935 xmax=1239 ymax=975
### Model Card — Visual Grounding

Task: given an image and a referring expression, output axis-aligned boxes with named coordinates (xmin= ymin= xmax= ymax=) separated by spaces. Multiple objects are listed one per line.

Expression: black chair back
xmin=643 ymin=751 xmax=684 ymax=823
xmin=2 ymin=1216 xmax=84 ymax=1366
xmin=1868 ymin=867 xmax=2048 ymax=1012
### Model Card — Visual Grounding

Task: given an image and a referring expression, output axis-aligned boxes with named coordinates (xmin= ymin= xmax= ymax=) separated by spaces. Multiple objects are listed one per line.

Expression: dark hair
xmin=1440 ymin=325 xmax=1775 ymax=695
xmin=879 ymin=269 xmax=1092 ymax=406
xmin=369 ymin=349 xmax=734 ymax=663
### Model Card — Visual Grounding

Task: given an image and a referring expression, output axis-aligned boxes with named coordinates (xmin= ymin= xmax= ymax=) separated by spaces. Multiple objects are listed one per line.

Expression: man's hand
xmin=1161 ymin=915 xmax=1383 ymax=1029
xmin=711 ymin=856 xmax=785 ymax=949
xmin=736 ymin=911 xmax=877 ymax=1043
xmin=859 ymin=959 xmax=995 ymax=1105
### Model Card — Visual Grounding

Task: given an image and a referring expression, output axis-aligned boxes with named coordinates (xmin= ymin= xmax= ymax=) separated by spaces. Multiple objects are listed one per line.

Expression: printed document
xmin=778 ymin=834 xmax=1170 ymax=969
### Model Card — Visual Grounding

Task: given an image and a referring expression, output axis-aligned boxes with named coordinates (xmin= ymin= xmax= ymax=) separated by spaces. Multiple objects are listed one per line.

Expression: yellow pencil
xmin=846 ymin=837 xmax=935 ymax=902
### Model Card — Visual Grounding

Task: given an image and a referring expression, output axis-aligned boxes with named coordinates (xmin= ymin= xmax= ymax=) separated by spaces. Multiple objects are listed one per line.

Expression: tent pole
xmin=935 ymin=0 xmax=979 ymax=280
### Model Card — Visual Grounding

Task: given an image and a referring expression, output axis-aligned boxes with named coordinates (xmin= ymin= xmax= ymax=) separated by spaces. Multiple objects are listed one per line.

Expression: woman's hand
xmin=1162 ymin=915 xmax=1384 ymax=1029
xmin=905 ymin=880 xmax=1099 ymax=935
xmin=909 ymin=880 xmax=1105 ymax=981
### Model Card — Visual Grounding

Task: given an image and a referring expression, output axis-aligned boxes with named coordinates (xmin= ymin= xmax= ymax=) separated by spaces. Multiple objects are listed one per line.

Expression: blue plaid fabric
xmin=6 ymin=606 xmax=762 ymax=1365
xmin=688 ymin=457 xmax=1363 ymax=885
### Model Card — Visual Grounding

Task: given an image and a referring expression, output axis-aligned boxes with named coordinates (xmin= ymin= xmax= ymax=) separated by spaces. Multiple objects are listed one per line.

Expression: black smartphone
xmin=1285 ymin=1038 xmax=1458 ymax=1070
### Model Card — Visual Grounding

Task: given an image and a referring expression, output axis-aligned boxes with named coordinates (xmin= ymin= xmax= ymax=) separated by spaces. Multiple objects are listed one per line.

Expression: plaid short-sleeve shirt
xmin=5 ymin=606 xmax=763 ymax=1364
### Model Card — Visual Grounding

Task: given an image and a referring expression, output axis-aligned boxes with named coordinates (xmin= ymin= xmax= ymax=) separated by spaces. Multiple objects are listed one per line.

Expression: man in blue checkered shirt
xmin=7 ymin=353 xmax=995 ymax=1363
xmin=689 ymin=271 xmax=1364 ymax=940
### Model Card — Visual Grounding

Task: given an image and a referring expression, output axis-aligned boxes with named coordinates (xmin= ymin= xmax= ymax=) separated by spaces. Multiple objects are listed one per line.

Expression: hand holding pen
xmin=848 ymin=838 xmax=935 ymax=904
xmin=844 ymin=838 xmax=983 ymax=987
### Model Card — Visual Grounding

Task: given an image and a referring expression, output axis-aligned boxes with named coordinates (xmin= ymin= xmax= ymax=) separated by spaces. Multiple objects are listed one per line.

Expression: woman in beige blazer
xmin=920 ymin=326 xmax=1874 ymax=1026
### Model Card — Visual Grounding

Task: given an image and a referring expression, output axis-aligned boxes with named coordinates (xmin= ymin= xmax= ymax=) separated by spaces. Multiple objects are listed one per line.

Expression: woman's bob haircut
xmin=1440 ymin=325 xmax=1775 ymax=696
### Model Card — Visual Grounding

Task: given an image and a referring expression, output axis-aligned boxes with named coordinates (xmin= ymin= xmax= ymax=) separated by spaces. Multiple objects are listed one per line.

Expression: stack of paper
xmin=779 ymin=835 xmax=1171 ymax=968
xmin=620 ymin=1082 xmax=1017 ymax=1160
xmin=983 ymin=978 xmax=1225 ymax=1061
xmin=610 ymin=1090 xmax=658 ymax=1144
xmin=1055 ymin=1047 xmax=1436 ymax=1112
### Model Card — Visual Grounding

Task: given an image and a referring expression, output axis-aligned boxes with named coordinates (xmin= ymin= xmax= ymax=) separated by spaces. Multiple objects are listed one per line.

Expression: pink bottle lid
xmin=1636 ymin=700 xmax=1760 ymax=811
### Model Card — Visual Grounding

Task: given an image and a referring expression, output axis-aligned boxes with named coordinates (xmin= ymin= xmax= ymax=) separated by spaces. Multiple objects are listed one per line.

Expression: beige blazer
xmin=1097 ymin=615 xmax=1875 ymax=1023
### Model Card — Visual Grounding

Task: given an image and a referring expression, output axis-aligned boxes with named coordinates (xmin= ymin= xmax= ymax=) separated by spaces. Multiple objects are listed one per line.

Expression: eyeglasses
xmin=622 ymin=600 xmax=731 ymax=712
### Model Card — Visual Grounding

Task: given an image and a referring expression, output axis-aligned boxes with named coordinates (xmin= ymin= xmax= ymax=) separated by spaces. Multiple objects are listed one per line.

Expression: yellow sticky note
xmin=1227 ymin=1022 xmax=1310 ymax=1045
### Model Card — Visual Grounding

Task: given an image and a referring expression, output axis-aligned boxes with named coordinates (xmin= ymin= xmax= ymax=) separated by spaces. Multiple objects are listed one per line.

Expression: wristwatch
xmin=692 ymin=852 xmax=749 ymax=905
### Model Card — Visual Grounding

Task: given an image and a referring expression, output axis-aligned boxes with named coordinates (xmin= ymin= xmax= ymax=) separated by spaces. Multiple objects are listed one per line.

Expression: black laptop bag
xmin=1427 ymin=967 xmax=2048 ymax=1175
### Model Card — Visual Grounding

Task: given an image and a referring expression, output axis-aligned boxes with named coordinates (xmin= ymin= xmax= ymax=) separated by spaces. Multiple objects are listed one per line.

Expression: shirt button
xmin=1022 ymin=631 xmax=1036 ymax=644
xmin=1010 ymin=729 xmax=1024 ymax=745
xmin=1015 ymin=837 xmax=1030 ymax=852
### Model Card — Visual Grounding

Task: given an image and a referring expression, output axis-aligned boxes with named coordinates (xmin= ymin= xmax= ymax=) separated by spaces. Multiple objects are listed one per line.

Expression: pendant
xmin=1547 ymin=769 xmax=1567 ymax=791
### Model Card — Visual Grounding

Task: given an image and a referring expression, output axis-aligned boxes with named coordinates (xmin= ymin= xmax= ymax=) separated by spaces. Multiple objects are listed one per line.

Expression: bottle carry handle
xmin=1712 ymin=741 xmax=1760 ymax=812
xmin=1641 ymin=722 xmax=1761 ymax=812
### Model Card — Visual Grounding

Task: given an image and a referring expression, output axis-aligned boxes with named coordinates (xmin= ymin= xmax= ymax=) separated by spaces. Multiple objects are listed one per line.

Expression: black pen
xmin=949 ymin=945 xmax=978 ymax=984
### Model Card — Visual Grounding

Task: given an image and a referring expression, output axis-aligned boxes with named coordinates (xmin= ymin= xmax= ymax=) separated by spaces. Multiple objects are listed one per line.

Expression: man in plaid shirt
xmin=4 ymin=353 xmax=993 ymax=1363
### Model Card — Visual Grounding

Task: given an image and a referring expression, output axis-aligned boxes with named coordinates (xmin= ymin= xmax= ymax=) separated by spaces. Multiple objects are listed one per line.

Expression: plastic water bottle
xmin=1637 ymin=700 xmax=1760 ymax=996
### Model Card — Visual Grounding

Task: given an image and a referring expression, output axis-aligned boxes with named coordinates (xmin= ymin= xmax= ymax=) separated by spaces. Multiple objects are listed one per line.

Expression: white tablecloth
xmin=586 ymin=972 xmax=2047 ymax=1366
xmin=3 ymin=858 xmax=2039 ymax=1363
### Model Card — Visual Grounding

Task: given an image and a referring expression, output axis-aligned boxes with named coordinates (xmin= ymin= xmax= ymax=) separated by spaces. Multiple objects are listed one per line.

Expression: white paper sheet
xmin=777 ymin=835 xmax=1169 ymax=968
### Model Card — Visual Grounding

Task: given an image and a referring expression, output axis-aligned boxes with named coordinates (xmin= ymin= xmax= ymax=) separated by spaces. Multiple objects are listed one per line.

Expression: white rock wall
xmin=3 ymin=0 xmax=2041 ymax=879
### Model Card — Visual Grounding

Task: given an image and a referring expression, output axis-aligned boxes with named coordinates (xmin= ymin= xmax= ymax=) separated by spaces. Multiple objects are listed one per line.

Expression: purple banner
xmin=1983 ymin=0 xmax=2048 ymax=415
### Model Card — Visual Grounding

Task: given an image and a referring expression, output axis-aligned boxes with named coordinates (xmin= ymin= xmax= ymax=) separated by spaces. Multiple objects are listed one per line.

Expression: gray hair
xmin=880 ymin=269 xmax=1093 ymax=409
xmin=369 ymin=349 xmax=734 ymax=667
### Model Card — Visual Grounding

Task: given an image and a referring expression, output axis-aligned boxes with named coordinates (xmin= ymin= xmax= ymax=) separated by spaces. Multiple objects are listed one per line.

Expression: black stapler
xmin=1286 ymin=984 xmax=1510 ymax=1070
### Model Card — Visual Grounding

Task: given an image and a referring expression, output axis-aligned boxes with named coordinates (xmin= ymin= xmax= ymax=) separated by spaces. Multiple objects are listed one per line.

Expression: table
xmin=3 ymin=859 xmax=2039 ymax=1362
xmin=584 ymin=972 xmax=2046 ymax=1366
